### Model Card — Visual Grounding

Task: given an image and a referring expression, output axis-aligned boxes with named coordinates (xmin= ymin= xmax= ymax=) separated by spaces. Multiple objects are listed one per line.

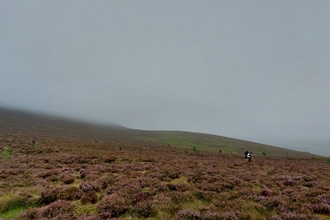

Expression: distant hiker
xmin=247 ymin=151 xmax=253 ymax=162
xmin=244 ymin=150 xmax=249 ymax=160
xmin=32 ymin=139 xmax=36 ymax=147
xmin=219 ymin=149 xmax=222 ymax=153
xmin=119 ymin=146 xmax=122 ymax=150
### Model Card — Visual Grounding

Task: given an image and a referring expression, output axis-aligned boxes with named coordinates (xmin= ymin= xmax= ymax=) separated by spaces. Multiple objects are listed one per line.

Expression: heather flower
xmin=94 ymin=175 xmax=114 ymax=191
xmin=149 ymin=182 xmax=169 ymax=193
xmin=258 ymin=196 xmax=282 ymax=211
xmin=80 ymin=181 xmax=95 ymax=192
xmin=85 ymin=171 xmax=101 ymax=181
xmin=79 ymin=168 xmax=87 ymax=179
xmin=293 ymin=176 xmax=302 ymax=181
xmin=132 ymin=192 xmax=152 ymax=204
xmin=306 ymin=202 xmax=330 ymax=214
xmin=282 ymin=188 xmax=294 ymax=196
xmin=61 ymin=174 xmax=75 ymax=184
xmin=75 ymin=215 xmax=100 ymax=220
xmin=318 ymin=194 xmax=330 ymax=205
xmin=133 ymin=199 xmax=157 ymax=218
xmin=261 ymin=188 xmax=272 ymax=197
xmin=219 ymin=211 xmax=240 ymax=220
xmin=302 ymin=175 xmax=316 ymax=182
xmin=269 ymin=215 xmax=282 ymax=220
xmin=280 ymin=212 xmax=323 ymax=220
xmin=81 ymin=191 xmax=98 ymax=204
xmin=15 ymin=208 xmax=39 ymax=219
xmin=97 ymin=194 xmax=129 ymax=218
xmin=39 ymin=200 xmax=74 ymax=218
xmin=176 ymin=209 xmax=201 ymax=220
xmin=59 ymin=185 xmax=79 ymax=200
xmin=202 ymin=211 xmax=221 ymax=220
xmin=283 ymin=177 xmax=295 ymax=186
xmin=39 ymin=188 xmax=60 ymax=205
xmin=176 ymin=182 xmax=189 ymax=192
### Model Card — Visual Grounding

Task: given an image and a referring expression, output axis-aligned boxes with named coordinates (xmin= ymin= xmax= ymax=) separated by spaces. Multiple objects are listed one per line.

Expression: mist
xmin=1 ymin=1 xmax=329 ymax=156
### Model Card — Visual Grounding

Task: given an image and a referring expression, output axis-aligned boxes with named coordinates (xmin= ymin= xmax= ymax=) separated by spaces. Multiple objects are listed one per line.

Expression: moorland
xmin=0 ymin=107 xmax=330 ymax=220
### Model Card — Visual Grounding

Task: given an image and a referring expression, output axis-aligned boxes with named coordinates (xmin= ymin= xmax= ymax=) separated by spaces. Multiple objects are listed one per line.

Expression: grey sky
xmin=1 ymin=1 xmax=329 ymax=156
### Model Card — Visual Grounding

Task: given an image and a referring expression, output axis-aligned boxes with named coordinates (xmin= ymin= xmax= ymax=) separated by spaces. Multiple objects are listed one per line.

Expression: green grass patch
xmin=181 ymin=199 xmax=210 ymax=211
xmin=1 ymin=146 xmax=13 ymax=159
xmin=325 ymin=157 xmax=330 ymax=165
xmin=12 ymin=182 xmax=26 ymax=187
xmin=0 ymin=206 xmax=28 ymax=220
xmin=240 ymin=200 xmax=270 ymax=219
xmin=137 ymin=132 xmax=228 ymax=152
xmin=29 ymin=189 xmax=40 ymax=196
xmin=73 ymin=201 xmax=98 ymax=216
xmin=0 ymin=192 xmax=28 ymax=219
xmin=155 ymin=210 xmax=173 ymax=220
xmin=250 ymin=182 xmax=262 ymax=192
xmin=134 ymin=130 xmax=318 ymax=157
xmin=171 ymin=176 xmax=188 ymax=185
xmin=142 ymin=187 xmax=150 ymax=192
xmin=318 ymin=214 xmax=330 ymax=220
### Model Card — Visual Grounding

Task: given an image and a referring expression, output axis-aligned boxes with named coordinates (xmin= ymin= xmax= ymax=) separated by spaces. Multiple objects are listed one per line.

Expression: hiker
xmin=32 ymin=139 xmax=36 ymax=147
xmin=244 ymin=150 xmax=249 ymax=160
xmin=247 ymin=151 xmax=253 ymax=162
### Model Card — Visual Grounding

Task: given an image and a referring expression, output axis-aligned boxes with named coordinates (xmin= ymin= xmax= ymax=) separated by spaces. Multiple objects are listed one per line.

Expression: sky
xmin=1 ymin=1 xmax=329 ymax=156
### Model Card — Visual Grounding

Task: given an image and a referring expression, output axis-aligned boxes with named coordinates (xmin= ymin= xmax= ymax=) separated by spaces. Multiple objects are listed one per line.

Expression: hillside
xmin=1 ymin=106 xmax=330 ymax=219
xmin=0 ymin=106 xmax=318 ymax=158
xmin=0 ymin=107 xmax=127 ymax=140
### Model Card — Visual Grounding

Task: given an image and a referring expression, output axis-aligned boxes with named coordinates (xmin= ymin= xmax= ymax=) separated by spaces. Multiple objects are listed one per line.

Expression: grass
xmin=181 ymin=199 xmax=209 ymax=211
xmin=135 ymin=130 xmax=318 ymax=158
xmin=139 ymin=134 xmax=206 ymax=150
xmin=155 ymin=210 xmax=172 ymax=220
xmin=1 ymin=146 xmax=12 ymax=159
xmin=142 ymin=187 xmax=150 ymax=192
xmin=240 ymin=201 xmax=266 ymax=217
xmin=325 ymin=157 xmax=330 ymax=164
xmin=171 ymin=176 xmax=188 ymax=185
xmin=0 ymin=206 xmax=28 ymax=220
xmin=73 ymin=201 xmax=98 ymax=216
xmin=0 ymin=192 xmax=28 ymax=219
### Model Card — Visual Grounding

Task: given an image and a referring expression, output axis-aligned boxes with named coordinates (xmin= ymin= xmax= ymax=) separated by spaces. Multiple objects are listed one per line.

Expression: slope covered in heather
xmin=1 ymin=106 xmax=330 ymax=219
xmin=0 ymin=134 xmax=330 ymax=219
xmin=0 ymin=106 xmax=318 ymax=158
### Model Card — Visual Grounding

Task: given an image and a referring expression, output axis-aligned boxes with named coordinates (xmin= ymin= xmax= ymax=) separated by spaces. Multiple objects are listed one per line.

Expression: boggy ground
xmin=0 ymin=135 xmax=330 ymax=220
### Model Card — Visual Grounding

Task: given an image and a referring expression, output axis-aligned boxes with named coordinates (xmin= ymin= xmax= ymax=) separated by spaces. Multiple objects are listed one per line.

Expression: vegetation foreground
xmin=0 ymin=134 xmax=330 ymax=220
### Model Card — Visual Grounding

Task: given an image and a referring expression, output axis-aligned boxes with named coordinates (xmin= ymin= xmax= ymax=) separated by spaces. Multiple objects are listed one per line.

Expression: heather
xmin=1 ymin=135 xmax=330 ymax=220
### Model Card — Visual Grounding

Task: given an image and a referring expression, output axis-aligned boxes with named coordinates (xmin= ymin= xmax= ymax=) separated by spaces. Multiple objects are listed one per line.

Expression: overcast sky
xmin=1 ymin=1 xmax=329 ymax=156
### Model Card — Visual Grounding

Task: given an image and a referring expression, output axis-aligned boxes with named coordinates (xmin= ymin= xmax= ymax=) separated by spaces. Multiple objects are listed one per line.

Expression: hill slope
xmin=0 ymin=106 xmax=126 ymax=140
xmin=1 ymin=106 xmax=329 ymax=220
xmin=0 ymin=106 xmax=318 ymax=158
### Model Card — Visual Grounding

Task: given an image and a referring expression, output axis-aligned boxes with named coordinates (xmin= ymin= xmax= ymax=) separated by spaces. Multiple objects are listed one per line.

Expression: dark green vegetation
xmin=0 ymin=107 xmax=330 ymax=219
